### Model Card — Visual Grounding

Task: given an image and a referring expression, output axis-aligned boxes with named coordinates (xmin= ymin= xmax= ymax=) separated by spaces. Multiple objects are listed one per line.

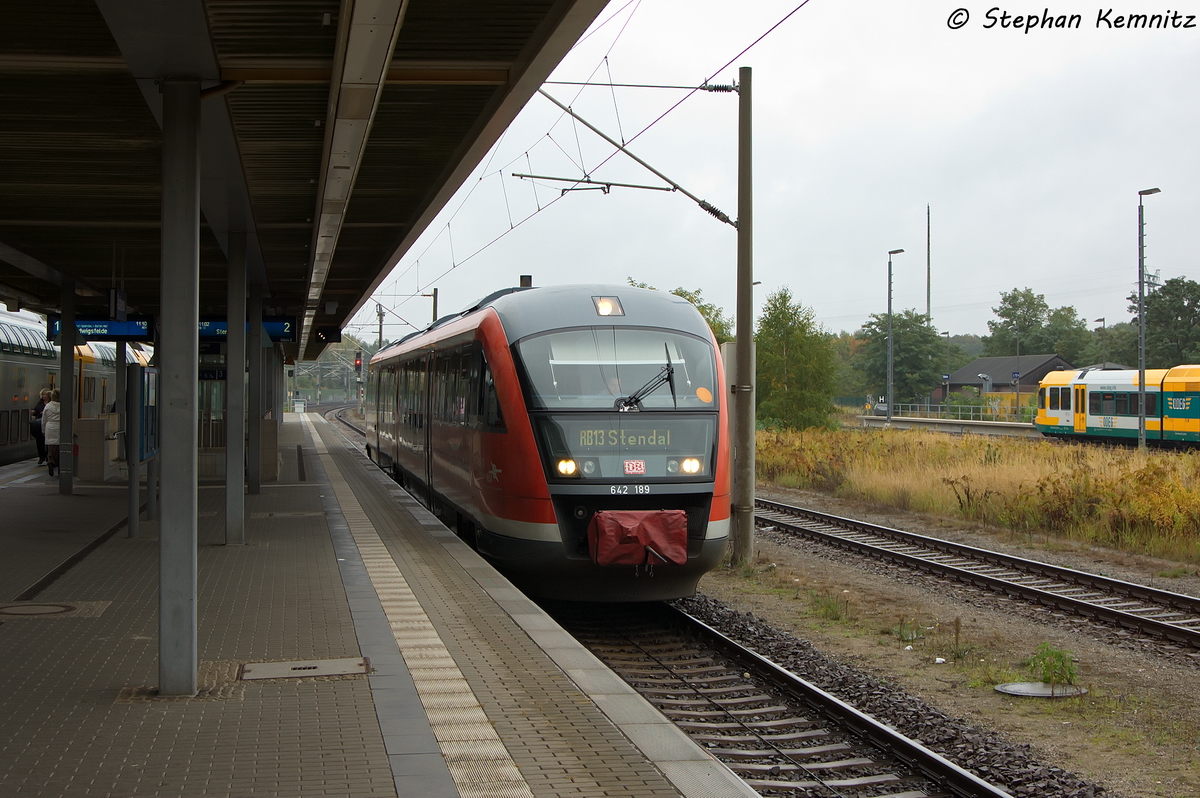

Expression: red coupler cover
xmin=587 ymin=510 xmax=688 ymax=567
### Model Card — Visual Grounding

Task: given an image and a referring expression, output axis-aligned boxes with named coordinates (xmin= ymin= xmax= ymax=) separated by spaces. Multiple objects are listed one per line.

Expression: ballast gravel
xmin=674 ymin=593 xmax=1112 ymax=798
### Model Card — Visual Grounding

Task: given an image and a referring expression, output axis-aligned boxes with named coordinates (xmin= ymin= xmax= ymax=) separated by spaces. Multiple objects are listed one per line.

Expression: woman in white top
xmin=42 ymin=389 xmax=61 ymax=477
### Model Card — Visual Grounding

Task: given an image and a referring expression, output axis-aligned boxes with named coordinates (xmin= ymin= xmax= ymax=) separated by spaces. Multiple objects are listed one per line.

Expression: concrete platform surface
xmin=0 ymin=413 xmax=754 ymax=798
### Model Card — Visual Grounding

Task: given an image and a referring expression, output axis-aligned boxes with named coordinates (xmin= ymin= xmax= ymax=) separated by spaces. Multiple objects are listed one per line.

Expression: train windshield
xmin=515 ymin=328 xmax=717 ymax=411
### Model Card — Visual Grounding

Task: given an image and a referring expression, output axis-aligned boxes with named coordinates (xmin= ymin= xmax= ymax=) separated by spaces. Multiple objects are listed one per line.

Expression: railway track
xmin=552 ymin=601 xmax=1009 ymax=798
xmin=756 ymin=498 xmax=1200 ymax=653
xmin=324 ymin=403 xmax=365 ymax=438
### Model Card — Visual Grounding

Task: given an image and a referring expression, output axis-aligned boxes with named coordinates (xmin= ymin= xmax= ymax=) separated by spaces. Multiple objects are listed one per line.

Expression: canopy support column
xmin=225 ymin=233 xmax=247 ymax=543
xmin=158 ymin=77 xmax=201 ymax=697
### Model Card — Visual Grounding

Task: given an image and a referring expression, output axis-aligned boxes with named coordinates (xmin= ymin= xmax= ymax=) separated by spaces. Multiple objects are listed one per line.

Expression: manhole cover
xmin=240 ymin=657 xmax=370 ymax=680
xmin=0 ymin=603 xmax=76 ymax=616
xmin=995 ymin=682 xmax=1087 ymax=698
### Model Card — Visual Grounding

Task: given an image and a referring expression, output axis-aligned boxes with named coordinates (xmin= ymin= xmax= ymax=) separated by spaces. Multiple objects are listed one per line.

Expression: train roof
xmin=460 ymin=284 xmax=715 ymax=343
xmin=372 ymin=284 xmax=716 ymax=365
xmin=1041 ymin=367 xmax=1171 ymax=386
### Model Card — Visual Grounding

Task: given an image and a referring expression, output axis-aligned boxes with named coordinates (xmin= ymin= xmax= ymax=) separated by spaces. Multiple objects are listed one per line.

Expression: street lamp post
xmin=1094 ymin=318 xmax=1106 ymax=366
xmin=886 ymin=249 xmax=904 ymax=423
xmin=1014 ymin=325 xmax=1020 ymax=422
xmin=943 ymin=331 xmax=951 ymax=403
xmin=1138 ymin=187 xmax=1161 ymax=451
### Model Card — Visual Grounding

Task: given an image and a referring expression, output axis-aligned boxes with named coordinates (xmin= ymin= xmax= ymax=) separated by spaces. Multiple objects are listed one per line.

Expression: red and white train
xmin=365 ymin=284 xmax=730 ymax=601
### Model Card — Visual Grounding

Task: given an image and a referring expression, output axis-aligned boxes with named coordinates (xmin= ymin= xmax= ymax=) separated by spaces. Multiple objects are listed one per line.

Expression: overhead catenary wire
xmin=364 ymin=1 xmax=810 ymax=320
xmin=536 ymin=89 xmax=736 ymax=228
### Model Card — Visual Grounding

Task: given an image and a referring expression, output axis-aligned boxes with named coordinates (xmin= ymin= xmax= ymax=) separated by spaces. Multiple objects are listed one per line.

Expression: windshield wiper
xmin=617 ymin=344 xmax=677 ymax=412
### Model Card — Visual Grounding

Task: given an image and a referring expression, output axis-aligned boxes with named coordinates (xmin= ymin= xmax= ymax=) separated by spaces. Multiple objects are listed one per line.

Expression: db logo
xmin=623 ymin=459 xmax=646 ymax=475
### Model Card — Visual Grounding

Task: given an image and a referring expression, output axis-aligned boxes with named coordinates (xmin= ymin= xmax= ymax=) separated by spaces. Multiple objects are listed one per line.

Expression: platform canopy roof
xmin=0 ymin=0 xmax=605 ymax=360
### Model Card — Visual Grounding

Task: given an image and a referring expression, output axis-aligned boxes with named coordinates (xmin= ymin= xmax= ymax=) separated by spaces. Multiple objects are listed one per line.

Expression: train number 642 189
xmin=610 ymin=484 xmax=651 ymax=495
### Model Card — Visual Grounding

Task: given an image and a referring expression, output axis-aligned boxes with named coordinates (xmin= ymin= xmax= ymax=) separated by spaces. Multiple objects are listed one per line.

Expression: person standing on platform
xmin=30 ymin=388 xmax=50 ymax=464
xmin=42 ymin=389 xmax=61 ymax=477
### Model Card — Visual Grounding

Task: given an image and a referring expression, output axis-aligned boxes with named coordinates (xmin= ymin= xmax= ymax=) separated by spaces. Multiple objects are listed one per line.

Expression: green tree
xmin=949 ymin=333 xmax=984 ymax=359
xmin=755 ymin=288 xmax=837 ymax=429
xmin=983 ymin=287 xmax=1089 ymax=363
xmin=1042 ymin=306 xmax=1091 ymax=364
xmin=1129 ymin=277 xmax=1200 ymax=367
xmin=627 ymin=278 xmax=734 ymax=344
xmin=832 ymin=331 xmax=871 ymax=400
xmin=854 ymin=309 xmax=945 ymax=402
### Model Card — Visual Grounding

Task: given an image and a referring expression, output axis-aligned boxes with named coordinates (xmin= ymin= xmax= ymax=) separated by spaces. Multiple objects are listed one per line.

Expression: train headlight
xmin=556 ymin=459 xmax=579 ymax=476
xmin=582 ymin=459 xmax=597 ymax=475
xmin=667 ymin=459 xmax=679 ymax=474
xmin=592 ymin=296 xmax=625 ymax=316
xmin=681 ymin=458 xmax=701 ymax=474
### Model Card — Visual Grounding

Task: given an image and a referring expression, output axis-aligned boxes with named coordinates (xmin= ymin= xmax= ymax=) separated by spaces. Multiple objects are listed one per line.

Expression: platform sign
xmin=47 ymin=314 xmax=153 ymax=342
xmin=198 ymin=316 xmax=296 ymax=342
xmin=1012 ymin=371 xmax=1021 ymax=380
xmin=942 ymin=373 xmax=951 ymax=381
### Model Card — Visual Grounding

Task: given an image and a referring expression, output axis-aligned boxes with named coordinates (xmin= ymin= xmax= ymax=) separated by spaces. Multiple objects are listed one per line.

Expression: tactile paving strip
xmin=303 ymin=415 xmax=536 ymax=798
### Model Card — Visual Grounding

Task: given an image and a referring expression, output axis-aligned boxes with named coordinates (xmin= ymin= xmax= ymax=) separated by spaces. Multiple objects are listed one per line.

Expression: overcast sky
xmin=349 ymin=0 xmax=1200 ymax=344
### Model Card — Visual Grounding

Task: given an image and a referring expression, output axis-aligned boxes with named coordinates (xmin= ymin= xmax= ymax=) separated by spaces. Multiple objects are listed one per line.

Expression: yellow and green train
xmin=1035 ymin=365 xmax=1200 ymax=443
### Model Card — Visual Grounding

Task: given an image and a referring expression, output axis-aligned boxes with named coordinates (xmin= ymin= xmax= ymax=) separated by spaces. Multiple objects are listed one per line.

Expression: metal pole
xmin=887 ymin=256 xmax=893 ymax=423
xmin=225 ymin=232 xmax=247 ymax=544
xmin=886 ymin=249 xmax=904 ymax=422
xmin=58 ymin=278 xmax=75 ymax=494
xmin=1015 ymin=327 xmax=1020 ymax=421
xmin=730 ymin=66 xmax=755 ymax=567
xmin=1138 ymin=197 xmax=1146 ymax=450
xmin=126 ymin=363 xmax=140 ymax=538
xmin=115 ymin=342 xmax=126 ymax=459
xmin=146 ymin=455 xmax=157 ymax=521
xmin=248 ymin=283 xmax=263 ymax=494
xmin=377 ymin=303 xmax=384 ymax=349
xmin=158 ymin=77 xmax=200 ymax=697
xmin=432 ymin=287 xmax=438 ymax=322
xmin=944 ymin=331 xmax=951 ymax=405
xmin=1135 ymin=188 xmax=1160 ymax=449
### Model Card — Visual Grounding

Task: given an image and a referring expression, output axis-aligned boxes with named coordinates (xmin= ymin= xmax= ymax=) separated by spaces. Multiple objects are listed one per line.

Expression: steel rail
xmin=660 ymin=604 xmax=1013 ymax=798
xmin=756 ymin=498 xmax=1200 ymax=650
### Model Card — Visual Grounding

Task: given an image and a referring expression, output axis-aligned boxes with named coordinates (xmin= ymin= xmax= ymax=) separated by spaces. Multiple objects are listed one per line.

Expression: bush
xmin=756 ymin=428 xmax=1200 ymax=563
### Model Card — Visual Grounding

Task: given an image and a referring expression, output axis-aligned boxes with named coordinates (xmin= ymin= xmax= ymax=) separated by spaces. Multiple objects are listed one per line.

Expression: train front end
xmin=480 ymin=286 xmax=730 ymax=602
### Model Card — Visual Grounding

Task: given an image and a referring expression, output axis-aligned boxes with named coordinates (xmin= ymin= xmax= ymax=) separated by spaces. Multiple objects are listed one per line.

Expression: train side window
xmin=1046 ymin=388 xmax=1056 ymax=410
xmin=1061 ymin=388 xmax=1070 ymax=411
xmin=457 ymin=344 xmax=471 ymax=425
xmin=1115 ymin=393 xmax=1129 ymax=416
xmin=8 ymin=410 xmax=16 ymax=443
xmin=1101 ymin=392 xmax=1115 ymax=415
xmin=1146 ymin=393 xmax=1157 ymax=415
xmin=1088 ymin=391 xmax=1100 ymax=414
xmin=480 ymin=352 xmax=506 ymax=432
xmin=0 ymin=410 xmax=8 ymax=444
xmin=19 ymin=409 xmax=29 ymax=441
xmin=17 ymin=327 xmax=37 ymax=354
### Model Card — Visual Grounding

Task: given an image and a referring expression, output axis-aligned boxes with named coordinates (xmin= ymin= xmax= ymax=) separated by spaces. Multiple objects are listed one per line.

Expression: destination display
xmin=198 ymin=316 xmax=297 ymax=343
xmin=536 ymin=414 xmax=717 ymax=479
xmin=47 ymin=315 xmax=153 ymax=342
xmin=47 ymin=315 xmax=298 ymax=343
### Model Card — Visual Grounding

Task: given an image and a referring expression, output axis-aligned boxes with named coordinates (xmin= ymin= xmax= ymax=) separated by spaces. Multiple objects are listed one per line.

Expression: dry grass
xmin=757 ymin=428 xmax=1200 ymax=563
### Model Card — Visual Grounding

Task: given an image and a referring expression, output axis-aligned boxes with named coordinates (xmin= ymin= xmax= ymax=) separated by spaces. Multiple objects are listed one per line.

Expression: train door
xmin=1073 ymin=385 xmax=1086 ymax=433
xmin=424 ymin=353 xmax=434 ymax=496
